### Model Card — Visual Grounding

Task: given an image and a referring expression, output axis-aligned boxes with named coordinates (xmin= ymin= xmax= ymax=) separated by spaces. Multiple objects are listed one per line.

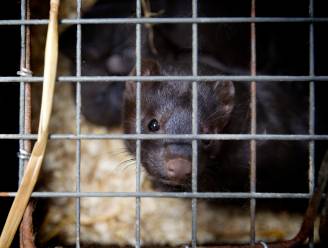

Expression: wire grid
xmin=0 ymin=0 xmax=326 ymax=247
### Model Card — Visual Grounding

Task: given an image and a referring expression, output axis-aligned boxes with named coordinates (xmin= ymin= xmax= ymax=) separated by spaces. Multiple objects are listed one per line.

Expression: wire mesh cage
xmin=0 ymin=0 xmax=328 ymax=247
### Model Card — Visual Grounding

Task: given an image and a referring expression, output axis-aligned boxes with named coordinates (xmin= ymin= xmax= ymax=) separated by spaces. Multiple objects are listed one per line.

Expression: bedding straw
xmin=0 ymin=0 xmax=60 ymax=247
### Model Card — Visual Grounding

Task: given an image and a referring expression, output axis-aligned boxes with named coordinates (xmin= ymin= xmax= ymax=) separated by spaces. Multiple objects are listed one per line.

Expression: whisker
xmin=106 ymin=150 xmax=130 ymax=157
xmin=117 ymin=158 xmax=136 ymax=169
xmin=122 ymin=161 xmax=137 ymax=171
xmin=94 ymin=147 xmax=130 ymax=157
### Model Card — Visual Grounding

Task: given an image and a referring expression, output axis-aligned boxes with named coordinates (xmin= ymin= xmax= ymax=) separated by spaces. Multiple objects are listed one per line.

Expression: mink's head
xmin=123 ymin=59 xmax=235 ymax=191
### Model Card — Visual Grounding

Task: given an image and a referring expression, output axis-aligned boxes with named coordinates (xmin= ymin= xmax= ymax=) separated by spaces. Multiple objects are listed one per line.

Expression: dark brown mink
xmin=123 ymin=57 xmax=309 ymax=194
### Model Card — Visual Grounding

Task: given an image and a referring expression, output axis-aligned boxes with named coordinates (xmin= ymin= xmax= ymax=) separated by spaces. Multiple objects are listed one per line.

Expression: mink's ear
xmin=213 ymin=80 xmax=235 ymax=116
xmin=125 ymin=59 xmax=160 ymax=97
xmin=208 ymin=80 xmax=235 ymax=130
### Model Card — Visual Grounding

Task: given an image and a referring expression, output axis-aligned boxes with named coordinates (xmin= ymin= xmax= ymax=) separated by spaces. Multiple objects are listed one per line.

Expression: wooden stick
xmin=0 ymin=0 xmax=60 ymax=247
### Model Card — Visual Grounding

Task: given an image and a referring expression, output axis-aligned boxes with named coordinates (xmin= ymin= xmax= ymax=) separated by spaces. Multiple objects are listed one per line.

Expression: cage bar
xmin=75 ymin=0 xmax=82 ymax=247
xmin=2 ymin=133 xmax=328 ymax=141
xmin=135 ymin=0 xmax=142 ymax=247
xmin=0 ymin=191 xmax=315 ymax=199
xmin=1 ymin=17 xmax=328 ymax=26
xmin=308 ymin=0 xmax=315 ymax=196
xmin=249 ymin=0 xmax=257 ymax=244
xmin=308 ymin=0 xmax=315 ymax=247
xmin=18 ymin=0 xmax=26 ymax=185
xmin=1 ymin=75 xmax=328 ymax=83
xmin=191 ymin=1 xmax=198 ymax=247
xmin=22 ymin=0 xmax=32 ymax=165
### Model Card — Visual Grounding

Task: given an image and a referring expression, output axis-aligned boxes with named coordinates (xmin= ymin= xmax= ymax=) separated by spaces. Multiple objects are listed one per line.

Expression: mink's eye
xmin=148 ymin=119 xmax=160 ymax=132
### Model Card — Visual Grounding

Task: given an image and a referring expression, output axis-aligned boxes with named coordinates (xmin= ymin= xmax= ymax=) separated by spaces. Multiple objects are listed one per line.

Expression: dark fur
xmin=60 ymin=1 xmax=150 ymax=126
xmin=60 ymin=0 xmax=328 ymax=195
xmin=60 ymin=0 xmax=314 ymax=127
xmin=123 ymin=57 xmax=309 ymax=193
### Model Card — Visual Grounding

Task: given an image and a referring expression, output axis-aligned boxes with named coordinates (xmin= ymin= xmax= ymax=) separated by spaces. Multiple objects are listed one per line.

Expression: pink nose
xmin=166 ymin=158 xmax=191 ymax=183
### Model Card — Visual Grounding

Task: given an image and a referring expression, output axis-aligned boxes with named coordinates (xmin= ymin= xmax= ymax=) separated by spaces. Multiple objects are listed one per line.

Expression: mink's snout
xmin=164 ymin=142 xmax=192 ymax=184
xmin=165 ymin=158 xmax=191 ymax=184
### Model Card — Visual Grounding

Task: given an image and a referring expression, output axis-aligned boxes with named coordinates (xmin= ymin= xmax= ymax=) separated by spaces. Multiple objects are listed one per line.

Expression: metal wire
xmin=1 ymin=133 xmax=328 ymax=141
xmin=308 ymin=0 xmax=315 ymax=247
xmin=0 ymin=191 xmax=316 ymax=199
xmin=249 ymin=0 xmax=257 ymax=244
xmin=308 ymin=0 xmax=315 ymax=197
xmin=1 ymin=75 xmax=328 ymax=83
xmin=1 ymin=17 xmax=328 ymax=26
xmin=18 ymin=0 xmax=26 ymax=185
xmin=191 ymin=1 xmax=198 ymax=246
xmin=75 ymin=0 xmax=82 ymax=247
xmin=135 ymin=0 xmax=142 ymax=247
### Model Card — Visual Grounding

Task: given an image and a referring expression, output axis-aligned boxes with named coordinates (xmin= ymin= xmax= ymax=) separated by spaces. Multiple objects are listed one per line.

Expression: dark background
xmin=0 ymin=1 xmax=21 ymax=246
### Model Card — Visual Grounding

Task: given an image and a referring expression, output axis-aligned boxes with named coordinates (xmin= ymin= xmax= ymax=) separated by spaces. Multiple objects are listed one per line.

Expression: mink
xmin=123 ymin=56 xmax=310 ymax=193
xmin=60 ymin=0 xmax=157 ymax=127
xmin=59 ymin=0 xmax=328 ymax=194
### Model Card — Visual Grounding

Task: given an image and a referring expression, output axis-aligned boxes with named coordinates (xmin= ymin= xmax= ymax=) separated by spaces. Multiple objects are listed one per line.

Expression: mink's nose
xmin=166 ymin=158 xmax=191 ymax=183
